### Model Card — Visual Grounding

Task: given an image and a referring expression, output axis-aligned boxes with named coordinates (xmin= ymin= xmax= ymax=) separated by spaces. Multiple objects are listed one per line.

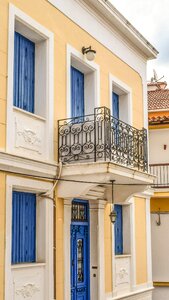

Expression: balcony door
xmin=112 ymin=92 xmax=119 ymax=146
xmin=112 ymin=92 xmax=119 ymax=119
xmin=71 ymin=66 xmax=84 ymax=118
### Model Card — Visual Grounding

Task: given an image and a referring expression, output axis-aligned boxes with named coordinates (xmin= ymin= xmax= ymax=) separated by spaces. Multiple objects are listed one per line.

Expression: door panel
xmin=71 ymin=224 xmax=89 ymax=300
xmin=114 ymin=204 xmax=123 ymax=255
xmin=71 ymin=66 xmax=84 ymax=118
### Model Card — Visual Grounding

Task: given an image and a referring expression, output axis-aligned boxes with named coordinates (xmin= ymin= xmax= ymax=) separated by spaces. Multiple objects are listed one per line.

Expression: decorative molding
xmin=15 ymin=283 xmax=40 ymax=298
xmin=15 ymin=120 xmax=42 ymax=153
xmin=118 ymin=268 xmax=128 ymax=281
xmin=0 ymin=151 xmax=57 ymax=178
xmin=81 ymin=185 xmax=106 ymax=201
xmin=115 ymin=257 xmax=130 ymax=287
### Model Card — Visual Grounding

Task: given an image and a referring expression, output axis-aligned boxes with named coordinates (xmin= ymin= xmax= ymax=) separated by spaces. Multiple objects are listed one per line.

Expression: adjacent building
xmin=148 ymin=80 xmax=169 ymax=300
xmin=0 ymin=0 xmax=158 ymax=299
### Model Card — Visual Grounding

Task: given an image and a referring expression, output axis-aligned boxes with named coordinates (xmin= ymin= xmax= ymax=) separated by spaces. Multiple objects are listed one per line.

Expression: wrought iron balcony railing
xmin=58 ymin=107 xmax=148 ymax=172
xmin=149 ymin=163 xmax=169 ymax=187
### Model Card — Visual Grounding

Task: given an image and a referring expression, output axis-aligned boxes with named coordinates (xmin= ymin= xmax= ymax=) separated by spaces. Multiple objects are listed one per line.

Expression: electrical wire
xmin=1 ymin=167 xmax=157 ymax=186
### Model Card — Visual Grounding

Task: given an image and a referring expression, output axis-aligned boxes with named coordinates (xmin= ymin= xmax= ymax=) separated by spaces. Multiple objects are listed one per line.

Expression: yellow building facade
xmin=0 ymin=0 xmax=157 ymax=299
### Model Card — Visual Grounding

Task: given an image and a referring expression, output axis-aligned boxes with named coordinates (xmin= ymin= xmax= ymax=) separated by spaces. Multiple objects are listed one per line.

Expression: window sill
xmin=11 ymin=262 xmax=46 ymax=269
xmin=115 ymin=254 xmax=131 ymax=258
xmin=13 ymin=107 xmax=46 ymax=122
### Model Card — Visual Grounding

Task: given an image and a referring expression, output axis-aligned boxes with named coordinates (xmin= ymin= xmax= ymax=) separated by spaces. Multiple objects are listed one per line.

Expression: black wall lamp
xmin=82 ymin=46 xmax=96 ymax=61
xmin=109 ymin=180 xmax=117 ymax=224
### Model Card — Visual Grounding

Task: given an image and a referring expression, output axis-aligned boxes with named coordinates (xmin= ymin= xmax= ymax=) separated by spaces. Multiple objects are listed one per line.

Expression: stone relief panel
xmin=15 ymin=120 xmax=42 ymax=154
xmin=15 ymin=283 xmax=40 ymax=299
xmin=115 ymin=256 xmax=131 ymax=294
xmin=12 ymin=265 xmax=45 ymax=300
xmin=13 ymin=110 xmax=46 ymax=158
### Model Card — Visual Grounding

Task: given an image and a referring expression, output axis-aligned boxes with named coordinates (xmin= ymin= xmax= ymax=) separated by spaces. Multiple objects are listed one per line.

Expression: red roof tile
xmin=149 ymin=115 xmax=169 ymax=125
xmin=148 ymin=89 xmax=169 ymax=110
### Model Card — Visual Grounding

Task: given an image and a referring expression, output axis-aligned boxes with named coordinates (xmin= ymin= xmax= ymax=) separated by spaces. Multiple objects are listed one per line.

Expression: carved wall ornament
xmin=118 ymin=267 xmax=128 ymax=279
xmin=15 ymin=283 xmax=40 ymax=298
xmin=17 ymin=129 xmax=41 ymax=146
xmin=115 ymin=257 xmax=130 ymax=287
xmin=15 ymin=119 xmax=42 ymax=154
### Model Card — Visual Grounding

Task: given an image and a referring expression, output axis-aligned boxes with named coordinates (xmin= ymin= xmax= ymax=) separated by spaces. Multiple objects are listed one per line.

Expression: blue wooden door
xmin=71 ymin=201 xmax=90 ymax=300
xmin=13 ymin=32 xmax=35 ymax=113
xmin=114 ymin=204 xmax=123 ymax=255
xmin=71 ymin=67 xmax=84 ymax=118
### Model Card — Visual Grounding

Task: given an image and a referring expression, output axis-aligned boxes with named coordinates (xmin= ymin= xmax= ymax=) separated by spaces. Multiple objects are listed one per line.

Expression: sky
xmin=110 ymin=0 xmax=169 ymax=84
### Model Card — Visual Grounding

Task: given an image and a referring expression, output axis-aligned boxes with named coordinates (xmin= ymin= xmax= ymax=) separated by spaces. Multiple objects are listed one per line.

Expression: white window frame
xmin=5 ymin=175 xmax=54 ymax=300
xmin=66 ymin=44 xmax=100 ymax=118
xmin=7 ymin=4 xmax=54 ymax=158
xmin=109 ymin=73 xmax=132 ymax=125
xmin=112 ymin=199 xmax=136 ymax=296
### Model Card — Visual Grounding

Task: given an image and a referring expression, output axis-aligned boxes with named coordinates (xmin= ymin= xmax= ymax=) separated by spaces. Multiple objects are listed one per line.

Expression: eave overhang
xmin=82 ymin=0 xmax=158 ymax=60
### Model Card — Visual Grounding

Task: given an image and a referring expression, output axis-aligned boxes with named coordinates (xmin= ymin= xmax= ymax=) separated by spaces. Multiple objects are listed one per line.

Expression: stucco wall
xmin=134 ymin=197 xmax=147 ymax=285
xmin=0 ymin=173 xmax=6 ymax=300
xmin=151 ymin=196 xmax=169 ymax=284
xmin=149 ymin=129 xmax=169 ymax=164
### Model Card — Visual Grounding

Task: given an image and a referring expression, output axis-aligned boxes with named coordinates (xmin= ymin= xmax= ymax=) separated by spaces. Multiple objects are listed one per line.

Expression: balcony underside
xmin=57 ymin=161 xmax=155 ymax=202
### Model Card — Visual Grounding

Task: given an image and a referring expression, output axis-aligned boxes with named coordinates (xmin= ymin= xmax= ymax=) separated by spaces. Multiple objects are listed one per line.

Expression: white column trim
xmin=109 ymin=73 xmax=133 ymax=126
xmin=64 ymin=198 xmax=72 ymax=300
xmin=90 ymin=199 xmax=106 ymax=300
xmin=129 ymin=197 xmax=137 ymax=290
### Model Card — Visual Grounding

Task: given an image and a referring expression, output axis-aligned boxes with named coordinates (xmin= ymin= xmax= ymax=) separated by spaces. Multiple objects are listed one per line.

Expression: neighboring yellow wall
xmin=104 ymin=203 xmax=112 ymax=293
xmin=55 ymin=196 xmax=64 ymax=300
xmin=0 ymin=173 xmax=6 ymax=300
xmin=134 ymin=197 xmax=147 ymax=285
xmin=1 ymin=0 xmax=144 ymax=154
xmin=0 ymin=1 xmax=7 ymax=150
xmin=151 ymin=196 xmax=169 ymax=212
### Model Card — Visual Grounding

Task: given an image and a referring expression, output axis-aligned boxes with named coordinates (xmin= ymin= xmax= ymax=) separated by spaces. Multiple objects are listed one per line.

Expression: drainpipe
xmin=39 ymin=161 xmax=62 ymax=299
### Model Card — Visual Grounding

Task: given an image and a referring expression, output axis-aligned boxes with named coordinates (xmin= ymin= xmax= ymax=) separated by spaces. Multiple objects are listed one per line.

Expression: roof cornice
xmin=83 ymin=0 xmax=158 ymax=59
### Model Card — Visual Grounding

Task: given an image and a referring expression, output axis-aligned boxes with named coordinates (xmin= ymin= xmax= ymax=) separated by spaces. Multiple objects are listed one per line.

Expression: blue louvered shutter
xmin=71 ymin=66 xmax=84 ymax=118
xmin=114 ymin=204 xmax=123 ymax=255
xmin=13 ymin=32 xmax=35 ymax=113
xmin=12 ymin=191 xmax=36 ymax=264
xmin=112 ymin=92 xmax=119 ymax=119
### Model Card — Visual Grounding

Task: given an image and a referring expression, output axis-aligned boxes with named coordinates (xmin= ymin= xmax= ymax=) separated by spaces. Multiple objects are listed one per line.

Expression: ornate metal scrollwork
xmin=58 ymin=107 xmax=148 ymax=172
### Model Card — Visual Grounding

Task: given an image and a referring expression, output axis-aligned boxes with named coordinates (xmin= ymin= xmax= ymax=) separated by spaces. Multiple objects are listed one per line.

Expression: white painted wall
xmin=149 ymin=129 xmax=169 ymax=164
xmin=153 ymin=287 xmax=169 ymax=300
xmin=151 ymin=214 xmax=169 ymax=282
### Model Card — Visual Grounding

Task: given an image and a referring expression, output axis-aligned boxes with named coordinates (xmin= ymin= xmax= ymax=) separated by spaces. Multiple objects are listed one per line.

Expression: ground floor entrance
xmin=71 ymin=200 xmax=90 ymax=300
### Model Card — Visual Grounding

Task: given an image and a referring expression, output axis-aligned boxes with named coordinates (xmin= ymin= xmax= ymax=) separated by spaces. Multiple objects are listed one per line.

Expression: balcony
xmin=149 ymin=163 xmax=169 ymax=187
xmin=58 ymin=107 xmax=148 ymax=172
